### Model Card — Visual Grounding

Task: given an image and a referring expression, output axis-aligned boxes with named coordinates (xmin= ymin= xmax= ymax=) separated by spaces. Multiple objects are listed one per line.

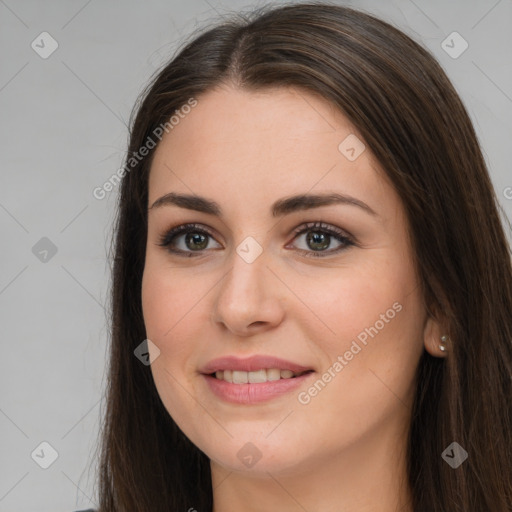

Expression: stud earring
xmin=439 ymin=335 xmax=449 ymax=352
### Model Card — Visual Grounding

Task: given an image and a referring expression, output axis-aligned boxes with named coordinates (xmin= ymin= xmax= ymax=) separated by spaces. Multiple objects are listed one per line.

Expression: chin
xmin=201 ymin=433 xmax=311 ymax=475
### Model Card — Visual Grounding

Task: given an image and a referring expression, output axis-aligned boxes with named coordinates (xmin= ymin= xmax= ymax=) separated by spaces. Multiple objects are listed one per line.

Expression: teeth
xmin=267 ymin=368 xmax=281 ymax=381
xmin=232 ymin=370 xmax=248 ymax=384
xmin=248 ymin=369 xmax=267 ymax=383
xmin=213 ymin=368 xmax=307 ymax=384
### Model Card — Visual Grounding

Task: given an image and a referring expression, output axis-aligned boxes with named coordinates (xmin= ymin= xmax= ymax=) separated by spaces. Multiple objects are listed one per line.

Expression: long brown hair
xmin=94 ymin=2 xmax=512 ymax=510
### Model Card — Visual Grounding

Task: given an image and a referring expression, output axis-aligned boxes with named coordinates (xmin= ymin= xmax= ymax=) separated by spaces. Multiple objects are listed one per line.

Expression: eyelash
xmin=156 ymin=221 xmax=355 ymax=258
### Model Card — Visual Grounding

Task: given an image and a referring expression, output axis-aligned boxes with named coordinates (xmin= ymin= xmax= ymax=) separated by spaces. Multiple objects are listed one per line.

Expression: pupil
xmin=307 ymin=232 xmax=329 ymax=251
xmin=186 ymin=232 xmax=207 ymax=250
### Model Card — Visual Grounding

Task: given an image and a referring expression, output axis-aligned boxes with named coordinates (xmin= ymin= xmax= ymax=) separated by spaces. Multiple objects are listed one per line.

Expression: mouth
xmin=210 ymin=368 xmax=314 ymax=384
xmin=199 ymin=354 xmax=314 ymax=375
xmin=199 ymin=355 xmax=316 ymax=404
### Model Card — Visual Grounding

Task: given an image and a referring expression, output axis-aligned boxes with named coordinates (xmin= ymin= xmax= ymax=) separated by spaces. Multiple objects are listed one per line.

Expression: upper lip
xmin=200 ymin=355 xmax=313 ymax=374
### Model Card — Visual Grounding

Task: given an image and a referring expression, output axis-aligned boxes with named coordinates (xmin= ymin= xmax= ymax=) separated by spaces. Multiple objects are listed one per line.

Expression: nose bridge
xmin=211 ymin=236 xmax=283 ymax=332
xmin=221 ymin=239 xmax=268 ymax=307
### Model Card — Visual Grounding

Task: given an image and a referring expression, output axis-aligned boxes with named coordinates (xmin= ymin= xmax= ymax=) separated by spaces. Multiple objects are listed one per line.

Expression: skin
xmin=141 ymin=83 xmax=447 ymax=512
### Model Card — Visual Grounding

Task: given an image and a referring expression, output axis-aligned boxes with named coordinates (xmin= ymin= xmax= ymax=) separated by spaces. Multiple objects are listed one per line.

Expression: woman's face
xmin=141 ymin=84 xmax=442 ymax=477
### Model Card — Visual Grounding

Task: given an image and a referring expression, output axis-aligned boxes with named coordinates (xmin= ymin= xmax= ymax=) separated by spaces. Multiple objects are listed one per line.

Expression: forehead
xmin=147 ymin=84 xmax=397 ymax=221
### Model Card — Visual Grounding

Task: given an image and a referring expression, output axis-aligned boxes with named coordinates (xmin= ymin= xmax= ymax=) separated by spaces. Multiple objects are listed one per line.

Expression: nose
xmin=211 ymin=245 xmax=285 ymax=337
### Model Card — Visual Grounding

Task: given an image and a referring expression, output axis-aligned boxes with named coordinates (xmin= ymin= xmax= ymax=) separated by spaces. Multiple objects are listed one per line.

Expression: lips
xmin=199 ymin=355 xmax=315 ymax=404
xmin=199 ymin=355 xmax=313 ymax=374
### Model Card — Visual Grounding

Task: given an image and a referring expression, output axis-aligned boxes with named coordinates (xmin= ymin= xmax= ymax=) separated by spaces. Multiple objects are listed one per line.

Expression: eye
xmin=157 ymin=223 xmax=221 ymax=257
xmin=156 ymin=221 xmax=355 ymax=258
xmin=287 ymin=221 xmax=355 ymax=258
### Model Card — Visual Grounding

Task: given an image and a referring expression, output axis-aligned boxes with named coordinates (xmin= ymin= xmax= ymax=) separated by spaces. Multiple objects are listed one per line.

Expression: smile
xmin=200 ymin=355 xmax=316 ymax=404
xmin=212 ymin=368 xmax=312 ymax=383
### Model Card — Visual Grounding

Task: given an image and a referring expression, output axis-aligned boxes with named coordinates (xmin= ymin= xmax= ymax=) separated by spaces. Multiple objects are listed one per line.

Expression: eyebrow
xmin=149 ymin=192 xmax=378 ymax=218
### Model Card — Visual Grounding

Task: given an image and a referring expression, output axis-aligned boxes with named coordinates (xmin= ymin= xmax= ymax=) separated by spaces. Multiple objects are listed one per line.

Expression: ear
xmin=423 ymin=311 xmax=449 ymax=358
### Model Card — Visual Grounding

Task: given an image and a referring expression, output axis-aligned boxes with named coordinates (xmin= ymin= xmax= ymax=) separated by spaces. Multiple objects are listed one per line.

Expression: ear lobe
xmin=423 ymin=313 xmax=449 ymax=358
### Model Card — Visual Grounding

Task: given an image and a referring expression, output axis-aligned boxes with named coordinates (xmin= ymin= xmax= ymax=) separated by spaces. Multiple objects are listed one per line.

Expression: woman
xmin=91 ymin=2 xmax=512 ymax=511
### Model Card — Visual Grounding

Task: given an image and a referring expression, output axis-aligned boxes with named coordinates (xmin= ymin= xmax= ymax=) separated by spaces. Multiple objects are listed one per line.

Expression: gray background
xmin=0 ymin=0 xmax=510 ymax=510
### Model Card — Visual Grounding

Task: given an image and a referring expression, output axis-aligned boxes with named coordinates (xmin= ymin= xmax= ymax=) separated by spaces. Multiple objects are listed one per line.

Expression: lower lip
xmin=202 ymin=372 xmax=314 ymax=404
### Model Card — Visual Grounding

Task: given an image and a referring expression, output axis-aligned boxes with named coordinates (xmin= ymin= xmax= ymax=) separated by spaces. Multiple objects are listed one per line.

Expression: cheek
xmin=141 ymin=267 xmax=208 ymax=439
xmin=141 ymin=264 xmax=213 ymax=382
xmin=295 ymin=257 xmax=423 ymax=421
xmin=141 ymin=265 xmax=196 ymax=342
xmin=141 ymin=267 xmax=200 ymax=397
xmin=293 ymin=254 xmax=417 ymax=350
